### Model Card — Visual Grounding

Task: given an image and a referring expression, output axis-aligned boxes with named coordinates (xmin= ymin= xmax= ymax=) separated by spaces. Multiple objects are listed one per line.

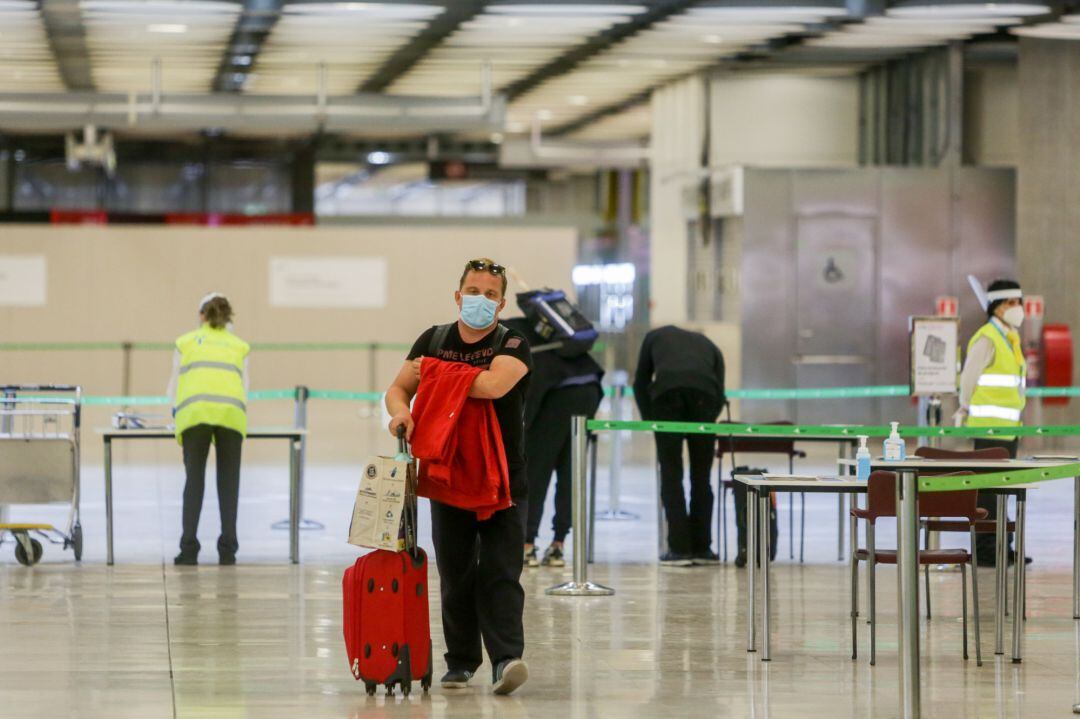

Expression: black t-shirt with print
xmin=407 ymin=321 xmax=532 ymax=499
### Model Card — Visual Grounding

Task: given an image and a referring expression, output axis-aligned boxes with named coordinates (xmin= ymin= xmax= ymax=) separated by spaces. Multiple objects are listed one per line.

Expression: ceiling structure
xmin=0 ymin=0 xmax=1067 ymax=144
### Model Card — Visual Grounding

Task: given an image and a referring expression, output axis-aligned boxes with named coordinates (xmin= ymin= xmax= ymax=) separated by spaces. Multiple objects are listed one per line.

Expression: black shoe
xmin=440 ymin=668 xmax=474 ymax=689
xmin=692 ymin=550 xmax=720 ymax=566
xmin=173 ymin=553 xmax=197 ymax=566
xmin=659 ymin=552 xmax=694 ymax=567
xmin=492 ymin=658 xmax=529 ymax=695
xmin=541 ymin=544 xmax=565 ymax=567
xmin=219 ymin=554 xmax=236 ymax=566
xmin=734 ymin=550 xmax=747 ymax=568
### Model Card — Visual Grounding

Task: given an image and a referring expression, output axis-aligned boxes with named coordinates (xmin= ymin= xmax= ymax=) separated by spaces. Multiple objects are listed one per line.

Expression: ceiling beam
xmin=39 ymin=0 xmax=95 ymax=91
xmin=502 ymin=0 xmax=699 ymax=102
xmin=212 ymin=0 xmax=284 ymax=93
xmin=359 ymin=0 xmax=488 ymax=93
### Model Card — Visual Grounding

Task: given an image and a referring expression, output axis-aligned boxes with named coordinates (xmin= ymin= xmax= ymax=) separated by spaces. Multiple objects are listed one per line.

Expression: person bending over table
xmin=168 ymin=293 xmax=250 ymax=566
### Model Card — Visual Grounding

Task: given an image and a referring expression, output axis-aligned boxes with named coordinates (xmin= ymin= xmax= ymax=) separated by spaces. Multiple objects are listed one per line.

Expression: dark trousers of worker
xmin=651 ymin=389 xmax=722 ymax=555
xmin=974 ymin=437 xmax=1019 ymax=564
xmin=524 ymin=384 xmax=603 ymax=545
xmin=431 ymin=499 xmax=526 ymax=674
xmin=179 ymin=424 xmax=243 ymax=557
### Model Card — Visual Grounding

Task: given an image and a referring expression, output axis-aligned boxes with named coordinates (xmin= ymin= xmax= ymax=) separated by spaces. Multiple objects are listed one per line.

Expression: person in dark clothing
xmin=503 ymin=317 xmax=604 ymax=568
xmin=386 ymin=258 xmax=532 ymax=696
xmin=634 ymin=325 xmax=726 ymax=567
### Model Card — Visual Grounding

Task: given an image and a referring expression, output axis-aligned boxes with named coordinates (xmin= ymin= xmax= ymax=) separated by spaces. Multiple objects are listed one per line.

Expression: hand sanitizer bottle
xmin=856 ymin=435 xmax=872 ymax=481
xmin=883 ymin=421 xmax=906 ymax=461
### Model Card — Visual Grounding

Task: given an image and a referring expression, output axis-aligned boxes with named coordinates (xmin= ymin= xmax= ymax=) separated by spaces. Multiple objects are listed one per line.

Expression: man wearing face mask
xmin=956 ymin=278 xmax=1028 ymax=566
xmin=385 ymin=258 xmax=532 ymax=696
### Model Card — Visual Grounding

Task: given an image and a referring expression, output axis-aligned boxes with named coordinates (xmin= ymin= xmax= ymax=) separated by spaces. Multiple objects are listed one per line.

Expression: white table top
xmin=733 ymin=473 xmax=1041 ymax=492
xmin=837 ymin=458 xmax=1073 ymax=470
xmin=97 ymin=427 xmax=307 ymax=438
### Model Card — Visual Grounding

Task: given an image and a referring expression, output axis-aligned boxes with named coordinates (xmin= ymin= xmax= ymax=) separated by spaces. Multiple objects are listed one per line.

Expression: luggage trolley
xmin=0 ymin=385 xmax=83 ymax=566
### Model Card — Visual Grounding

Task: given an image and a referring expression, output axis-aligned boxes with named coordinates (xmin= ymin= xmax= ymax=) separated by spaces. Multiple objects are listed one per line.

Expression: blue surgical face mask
xmin=460 ymin=294 xmax=499 ymax=330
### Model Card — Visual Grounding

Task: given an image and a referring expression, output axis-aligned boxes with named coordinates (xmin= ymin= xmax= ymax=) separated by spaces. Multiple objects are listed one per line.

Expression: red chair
xmin=850 ymin=470 xmax=986 ymax=666
xmin=913 ymin=446 xmax=1013 ymax=620
xmin=716 ymin=421 xmax=807 ymax=562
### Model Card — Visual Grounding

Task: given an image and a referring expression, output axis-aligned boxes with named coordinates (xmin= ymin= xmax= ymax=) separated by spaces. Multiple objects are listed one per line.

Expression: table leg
xmin=105 ymin=438 xmax=114 ymax=567
xmin=1011 ymin=494 xmax=1026 ymax=663
xmin=761 ymin=492 xmax=772 ymax=662
xmin=1074 ymin=477 xmax=1080 ymax=620
xmin=290 ymin=438 xmax=300 ymax=564
xmin=837 ymin=443 xmax=849 ymax=561
xmin=747 ymin=486 xmax=758 ymax=653
xmin=995 ymin=495 xmax=1007 ymax=656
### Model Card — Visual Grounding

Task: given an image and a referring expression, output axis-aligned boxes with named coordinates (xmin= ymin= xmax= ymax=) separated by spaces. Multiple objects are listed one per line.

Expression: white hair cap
xmin=199 ymin=292 xmax=226 ymax=313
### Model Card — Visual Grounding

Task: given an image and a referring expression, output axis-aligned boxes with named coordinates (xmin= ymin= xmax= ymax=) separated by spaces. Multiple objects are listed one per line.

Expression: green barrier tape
xmin=250 ymin=389 xmax=298 ymax=401
xmin=309 ymin=390 xmax=384 ymax=402
xmin=0 ymin=342 xmax=126 ymax=351
xmin=82 ymin=396 xmax=171 ymax=406
xmin=587 ymin=419 xmax=1080 ymax=439
xmin=730 ymin=385 xmax=911 ymax=400
xmin=1028 ymin=387 xmax=1080 ymax=398
xmin=920 ymin=462 xmax=1080 ymax=492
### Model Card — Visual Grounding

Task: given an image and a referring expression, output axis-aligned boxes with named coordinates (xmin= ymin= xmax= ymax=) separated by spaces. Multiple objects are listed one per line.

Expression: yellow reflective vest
xmin=966 ymin=319 xmax=1026 ymax=440
xmin=174 ymin=324 xmax=249 ymax=442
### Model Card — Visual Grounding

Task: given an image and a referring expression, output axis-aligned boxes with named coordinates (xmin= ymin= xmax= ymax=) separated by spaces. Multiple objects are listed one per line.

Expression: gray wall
xmin=1018 ymin=38 xmax=1080 ymax=399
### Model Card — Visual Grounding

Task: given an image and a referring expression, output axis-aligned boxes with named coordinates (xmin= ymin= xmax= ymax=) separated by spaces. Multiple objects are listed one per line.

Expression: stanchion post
xmin=1074 ymin=476 xmax=1080 ymax=620
xmin=367 ymin=343 xmax=378 ymax=394
xmin=272 ymin=386 xmax=324 ymax=531
xmin=897 ymin=469 xmax=921 ymax=719
xmin=547 ymin=416 xmax=614 ymax=597
xmin=598 ymin=371 xmax=638 ymax=521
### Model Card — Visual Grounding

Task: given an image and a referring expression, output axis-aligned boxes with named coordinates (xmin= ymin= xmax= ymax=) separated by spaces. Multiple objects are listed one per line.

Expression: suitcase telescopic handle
xmin=396 ymin=424 xmax=409 ymax=456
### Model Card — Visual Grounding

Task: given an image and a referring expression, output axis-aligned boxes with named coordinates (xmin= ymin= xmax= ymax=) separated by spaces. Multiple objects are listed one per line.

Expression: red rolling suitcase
xmin=343 ymin=432 xmax=433 ymax=696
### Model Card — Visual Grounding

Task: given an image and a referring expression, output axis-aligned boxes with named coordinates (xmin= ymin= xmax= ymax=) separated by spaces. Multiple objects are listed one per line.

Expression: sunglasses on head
xmin=465 ymin=259 xmax=506 ymax=276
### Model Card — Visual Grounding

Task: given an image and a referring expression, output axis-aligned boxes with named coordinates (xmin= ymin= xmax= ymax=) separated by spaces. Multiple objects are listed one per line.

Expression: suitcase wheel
xmin=385 ymin=683 xmax=395 ymax=696
xmin=364 ymin=682 xmax=377 ymax=696
xmin=402 ymin=683 xmax=411 ymax=697
xmin=421 ymin=677 xmax=431 ymax=693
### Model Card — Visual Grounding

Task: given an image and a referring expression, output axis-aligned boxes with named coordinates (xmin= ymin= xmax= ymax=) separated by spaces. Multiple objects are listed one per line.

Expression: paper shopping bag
xmin=348 ymin=454 xmax=415 ymax=551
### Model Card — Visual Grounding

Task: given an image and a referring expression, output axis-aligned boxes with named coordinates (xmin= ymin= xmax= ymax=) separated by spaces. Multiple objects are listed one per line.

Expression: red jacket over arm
xmin=410 ymin=357 xmax=511 ymax=519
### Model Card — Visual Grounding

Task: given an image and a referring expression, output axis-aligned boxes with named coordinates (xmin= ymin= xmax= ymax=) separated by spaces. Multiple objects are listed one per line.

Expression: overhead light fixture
xmin=147 ymin=23 xmax=188 ymax=33
xmin=487 ymin=4 xmax=646 ymax=16
xmin=232 ymin=55 xmax=253 ymax=66
xmin=568 ymin=95 xmax=589 ymax=106
xmin=703 ymin=34 xmax=724 ymax=43
xmin=536 ymin=109 xmax=554 ymax=120
xmin=367 ymin=151 xmax=392 ymax=165
xmin=886 ymin=2 xmax=1049 ymax=18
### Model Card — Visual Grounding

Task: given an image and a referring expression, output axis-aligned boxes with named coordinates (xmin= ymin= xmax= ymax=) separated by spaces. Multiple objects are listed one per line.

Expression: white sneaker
xmin=493 ymin=659 xmax=529 ymax=695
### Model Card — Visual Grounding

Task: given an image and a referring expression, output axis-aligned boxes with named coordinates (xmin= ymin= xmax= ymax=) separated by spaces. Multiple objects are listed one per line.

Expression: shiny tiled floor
xmin=2 ymin=441 xmax=1080 ymax=717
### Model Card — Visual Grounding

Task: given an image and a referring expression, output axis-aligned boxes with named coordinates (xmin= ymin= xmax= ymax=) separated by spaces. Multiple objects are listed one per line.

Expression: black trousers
xmin=430 ymin=500 xmax=526 ymax=674
xmin=651 ymin=389 xmax=722 ymax=555
xmin=179 ymin=424 xmax=243 ymax=557
xmin=974 ymin=437 xmax=1019 ymax=563
xmin=524 ymin=384 xmax=603 ymax=545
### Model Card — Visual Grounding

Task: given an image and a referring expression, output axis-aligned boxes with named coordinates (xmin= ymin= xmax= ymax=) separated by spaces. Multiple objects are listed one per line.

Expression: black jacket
xmin=502 ymin=318 xmax=604 ymax=429
xmin=633 ymin=325 xmax=725 ymax=420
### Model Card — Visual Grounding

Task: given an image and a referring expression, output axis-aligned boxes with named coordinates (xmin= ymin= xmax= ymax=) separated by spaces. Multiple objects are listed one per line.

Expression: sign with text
xmin=935 ymin=295 xmax=958 ymax=317
xmin=0 ymin=256 xmax=46 ymax=306
xmin=269 ymin=257 xmax=387 ymax=309
xmin=910 ymin=316 xmax=960 ymax=396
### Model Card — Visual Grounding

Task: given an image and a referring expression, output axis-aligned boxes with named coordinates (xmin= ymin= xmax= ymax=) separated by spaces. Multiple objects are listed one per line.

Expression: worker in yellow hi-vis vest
xmin=167 ymin=293 xmax=250 ymax=566
xmin=956 ymin=278 xmax=1028 ymax=567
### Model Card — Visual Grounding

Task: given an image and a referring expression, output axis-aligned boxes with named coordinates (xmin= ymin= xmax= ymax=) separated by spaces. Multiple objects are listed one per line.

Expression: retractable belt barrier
xmin=918 ymin=462 xmax=1080 ymax=492
xmin=602 ymin=385 xmax=1080 ymax=399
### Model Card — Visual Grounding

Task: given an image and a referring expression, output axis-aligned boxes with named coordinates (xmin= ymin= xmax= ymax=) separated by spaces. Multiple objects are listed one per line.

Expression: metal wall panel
xmin=735 ymin=166 xmax=1015 ymax=426
xmin=740 ymin=169 xmax=796 ymax=422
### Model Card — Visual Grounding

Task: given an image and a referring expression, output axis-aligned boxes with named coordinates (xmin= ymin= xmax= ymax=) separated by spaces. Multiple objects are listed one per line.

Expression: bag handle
xmin=396 ymin=425 xmax=420 ymax=559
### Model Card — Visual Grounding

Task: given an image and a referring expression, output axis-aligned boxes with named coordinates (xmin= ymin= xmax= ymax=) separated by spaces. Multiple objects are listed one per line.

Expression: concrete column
xmin=1017 ymin=38 xmax=1080 ymax=389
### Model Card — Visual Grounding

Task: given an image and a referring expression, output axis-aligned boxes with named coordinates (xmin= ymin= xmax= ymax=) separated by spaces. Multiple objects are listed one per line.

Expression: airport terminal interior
xmin=5 ymin=0 xmax=1080 ymax=717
